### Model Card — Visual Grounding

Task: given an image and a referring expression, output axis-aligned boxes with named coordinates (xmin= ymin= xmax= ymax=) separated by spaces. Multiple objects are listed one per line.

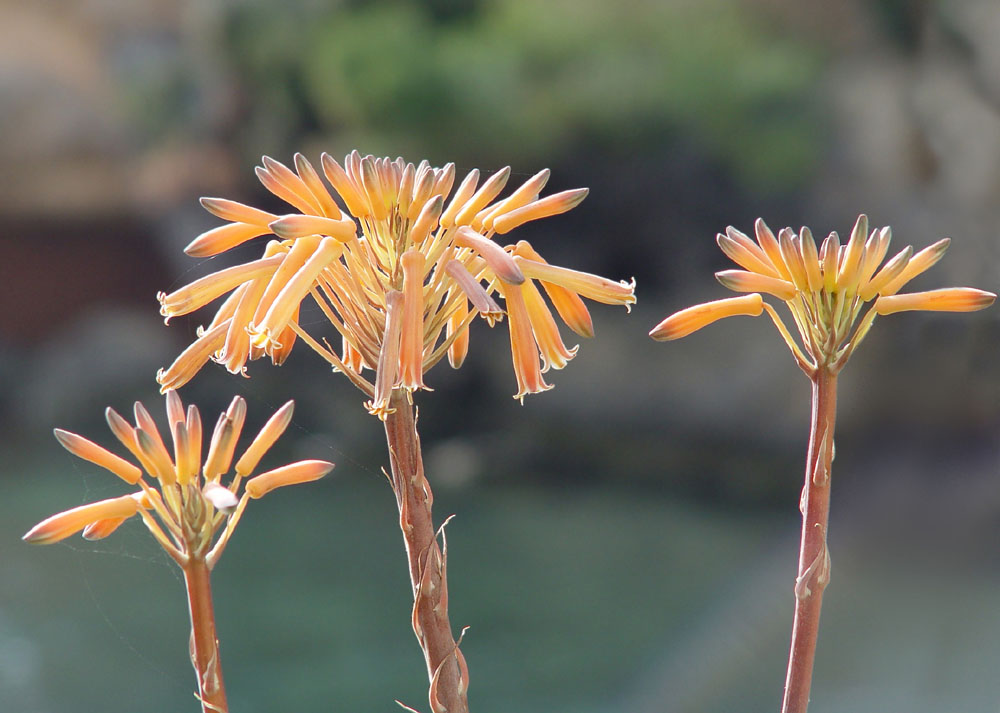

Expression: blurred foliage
xmin=222 ymin=0 xmax=822 ymax=189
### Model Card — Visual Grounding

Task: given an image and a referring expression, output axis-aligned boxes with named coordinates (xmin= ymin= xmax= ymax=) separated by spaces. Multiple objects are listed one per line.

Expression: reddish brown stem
xmin=781 ymin=367 xmax=838 ymax=713
xmin=383 ymin=390 xmax=470 ymax=713
xmin=183 ymin=556 xmax=228 ymax=713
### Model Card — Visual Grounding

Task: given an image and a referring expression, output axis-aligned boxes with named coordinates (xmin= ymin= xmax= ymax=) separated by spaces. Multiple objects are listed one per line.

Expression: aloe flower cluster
xmin=651 ymin=214 xmax=994 ymax=373
xmin=157 ymin=152 xmax=635 ymax=416
xmin=24 ymin=392 xmax=332 ymax=566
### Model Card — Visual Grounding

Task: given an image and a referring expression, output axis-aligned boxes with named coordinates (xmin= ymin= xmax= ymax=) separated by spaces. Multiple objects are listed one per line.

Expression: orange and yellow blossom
xmin=650 ymin=214 xmax=995 ymax=375
xmin=157 ymin=152 xmax=635 ymax=415
xmin=24 ymin=392 xmax=332 ymax=568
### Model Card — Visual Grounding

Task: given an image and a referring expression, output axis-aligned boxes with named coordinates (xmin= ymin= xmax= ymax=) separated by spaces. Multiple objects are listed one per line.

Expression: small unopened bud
xmin=199 ymin=197 xmax=276 ymax=226
xmin=82 ymin=517 xmax=128 ymax=541
xmin=235 ymin=400 xmax=295 ymax=476
xmin=23 ymin=494 xmax=141 ymax=545
xmin=716 ymin=270 xmax=797 ymax=301
xmin=874 ymin=288 xmax=996 ymax=315
xmin=268 ymin=214 xmax=356 ymax=242
xmin=492 ymin=188 xmax=588 ymax=234
xmin=650 ymin=294 xmax=764 ymax=341
xmin=245 ymin=460 xmax=334 ymax=499
xmin=53 ymin=429 xmax=142 ymax=484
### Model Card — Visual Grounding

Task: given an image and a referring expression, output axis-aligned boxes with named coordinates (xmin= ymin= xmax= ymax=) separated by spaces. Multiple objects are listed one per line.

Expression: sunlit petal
xmin=874 ymin=288 xmax=996 ymax=315
xmin=650 ymin=294 xmax=764 ymax=341
xmin=24 ymin=494 xmax=140 ymax=545
xmin=245 ymin=460 xmax=334 ymax=499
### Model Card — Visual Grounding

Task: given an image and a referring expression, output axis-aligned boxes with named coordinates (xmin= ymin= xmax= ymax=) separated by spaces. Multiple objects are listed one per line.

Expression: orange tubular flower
xmin=25 ymin=392 xmax=333 ymax=568
xmin=650 ymin=214 xmax=996 ymax=375
xmin=652 ymin=217 xmax=995 ymax=713
xmin=157 ymin=152 xmax=635 ymax=416
xmin=26 ymin=393 xmax=332 ymax=713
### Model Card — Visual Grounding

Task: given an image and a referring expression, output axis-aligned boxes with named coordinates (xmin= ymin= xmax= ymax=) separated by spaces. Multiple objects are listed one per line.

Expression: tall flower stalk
xmin=650 ymin=215 xmax=994 ymax=713
xmin=23 ymin=392 xmax=333 ymax=713
xmin=156 ymin=152 xmax=636 ymax=711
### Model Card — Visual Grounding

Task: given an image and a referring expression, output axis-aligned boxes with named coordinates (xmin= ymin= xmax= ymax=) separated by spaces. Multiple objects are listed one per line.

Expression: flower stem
xmin=183 ymin=556 xmax=228 ymax=713
xmin=781 ymin=367 xmax=837 ymax=713
xmin=383 ymin=390 xmax=470 ymax=713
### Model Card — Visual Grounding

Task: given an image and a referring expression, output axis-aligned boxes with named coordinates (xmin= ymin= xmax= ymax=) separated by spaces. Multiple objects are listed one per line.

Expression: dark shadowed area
xmin=2 ymin=1 xmax=1000 ymax=712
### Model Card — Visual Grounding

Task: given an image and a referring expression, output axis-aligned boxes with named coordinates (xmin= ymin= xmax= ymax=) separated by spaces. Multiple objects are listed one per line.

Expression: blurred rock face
xmin=812 ymin=0 xmax=1000 ymax=291
xmin=0 ymin=1 xmax=235 ymax=218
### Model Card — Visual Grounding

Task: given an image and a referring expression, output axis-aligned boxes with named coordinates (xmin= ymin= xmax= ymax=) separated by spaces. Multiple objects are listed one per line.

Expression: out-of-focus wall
xmin=3 ymin=2 xmax=1000 ymax=712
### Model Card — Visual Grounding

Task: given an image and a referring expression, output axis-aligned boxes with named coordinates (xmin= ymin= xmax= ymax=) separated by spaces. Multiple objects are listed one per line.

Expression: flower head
xmin=650 ymin=215 xmax=995 ymax=374
xmin=24 ymin=392 xmax=333 ymax=567
xmin=158 ymin=153 xmax=635 ymax=415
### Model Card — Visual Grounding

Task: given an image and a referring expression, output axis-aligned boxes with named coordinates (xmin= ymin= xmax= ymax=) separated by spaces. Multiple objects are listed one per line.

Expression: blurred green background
xmin=2 ymin=1 xmax=1000 ymax=711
